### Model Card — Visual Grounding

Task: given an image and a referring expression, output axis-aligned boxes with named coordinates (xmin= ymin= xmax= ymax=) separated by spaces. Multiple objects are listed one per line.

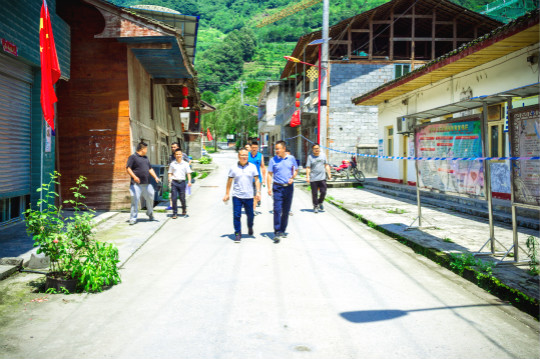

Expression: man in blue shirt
xmin=223 ymin=149 xmax=261 ymax=242
xmin=248 ymin=141 xmax=266 ymax=213
xmin=267 ymin=141 xmax=298 ymax=243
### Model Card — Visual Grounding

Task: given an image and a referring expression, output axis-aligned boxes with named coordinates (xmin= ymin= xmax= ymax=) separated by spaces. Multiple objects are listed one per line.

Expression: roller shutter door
xmin=0 ymin=53 xmax=33 ymax=198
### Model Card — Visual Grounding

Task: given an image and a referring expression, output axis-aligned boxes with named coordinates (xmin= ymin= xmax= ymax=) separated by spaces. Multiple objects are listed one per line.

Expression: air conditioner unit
xmin=397 ymin=117 xmax=416 ymax=134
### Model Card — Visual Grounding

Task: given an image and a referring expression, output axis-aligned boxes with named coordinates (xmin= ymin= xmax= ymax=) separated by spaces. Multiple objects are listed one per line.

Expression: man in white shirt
xmin=223 ymin=149 xmax=261 ymax=242
xmin=168 ymin=149 xmax=192 ymax=219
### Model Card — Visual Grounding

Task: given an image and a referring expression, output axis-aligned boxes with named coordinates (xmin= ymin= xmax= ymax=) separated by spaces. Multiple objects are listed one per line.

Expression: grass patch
xmin=386 ymin=208 xmax=406 ymax=214
xmin=199 ymin=172 xmax=209 ymax=180
xmin=443 ymin=237 xmax=453 ymax=243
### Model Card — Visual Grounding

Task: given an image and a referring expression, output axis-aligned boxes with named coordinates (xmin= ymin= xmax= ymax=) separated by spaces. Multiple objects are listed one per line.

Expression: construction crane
xmin=255 ymin=0 xmax=322 ymax=28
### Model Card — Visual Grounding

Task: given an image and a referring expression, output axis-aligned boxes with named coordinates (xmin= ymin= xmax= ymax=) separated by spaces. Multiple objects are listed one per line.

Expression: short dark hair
xmin=251 ymin=141 xmax=259 ymax=146
xmin=174 ymin=148 xmax=183 ymax=153
xmin=275 ymin=140 xmax=286 ymax=148
xmin=312 ymin=143 xmax=320 ymax=148
xmin=136 ymin=142 xmax=148 ymax=151
xmin=238 ymin=148 xmax=248 ymax=154
xmin=171 ymin=142 xmax=179 ymax=147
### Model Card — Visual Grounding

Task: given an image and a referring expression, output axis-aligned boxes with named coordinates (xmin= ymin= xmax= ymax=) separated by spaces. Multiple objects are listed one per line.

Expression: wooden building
xmin=56 ymin=0 xmax=200 ymax=210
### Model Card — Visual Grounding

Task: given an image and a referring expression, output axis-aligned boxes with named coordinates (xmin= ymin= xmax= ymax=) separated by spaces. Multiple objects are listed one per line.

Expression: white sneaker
xmin=129 ymin=219 xmax=136 ymax=225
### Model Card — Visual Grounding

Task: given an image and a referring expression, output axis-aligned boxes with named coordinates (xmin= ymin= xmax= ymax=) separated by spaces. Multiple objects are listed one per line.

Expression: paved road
xmin=1 ymin=151 xmax=538 ymax=359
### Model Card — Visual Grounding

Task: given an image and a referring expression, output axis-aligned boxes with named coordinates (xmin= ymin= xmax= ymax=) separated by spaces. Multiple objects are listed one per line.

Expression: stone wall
xmin=327 ymin=63 xmax=394 ymax=164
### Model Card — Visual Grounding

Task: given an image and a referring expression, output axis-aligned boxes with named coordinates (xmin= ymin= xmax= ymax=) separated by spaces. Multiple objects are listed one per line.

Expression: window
xmin=395 ymin=64 xmax=411 ymax=79
xmin=0 ymin=195 xmax=28 ymax=226
xmin=386 ymin=126 xmax=394 ymax=159
xmin=487 ymin=104 xmax=506 ymax=159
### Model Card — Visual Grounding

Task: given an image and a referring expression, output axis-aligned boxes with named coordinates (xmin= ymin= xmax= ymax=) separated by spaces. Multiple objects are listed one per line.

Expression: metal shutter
xmin=0 ymin=53 xmax=33 ymax=198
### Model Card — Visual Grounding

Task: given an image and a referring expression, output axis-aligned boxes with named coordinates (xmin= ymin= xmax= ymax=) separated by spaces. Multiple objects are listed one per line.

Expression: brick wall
xmin=327 ymin=63 xmax=394 ymax=164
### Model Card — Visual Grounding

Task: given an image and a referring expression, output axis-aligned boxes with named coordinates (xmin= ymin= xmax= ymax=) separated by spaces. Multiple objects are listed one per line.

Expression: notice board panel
xmin=416 ymin=116 xmax=484 ymax=196
xmin=509 ymin=105 xmax=540 ymax=207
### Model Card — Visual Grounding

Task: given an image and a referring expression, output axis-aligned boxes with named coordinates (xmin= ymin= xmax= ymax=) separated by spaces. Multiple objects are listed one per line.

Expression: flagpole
xmin=40 ymin=116 xmax=43 ymax=211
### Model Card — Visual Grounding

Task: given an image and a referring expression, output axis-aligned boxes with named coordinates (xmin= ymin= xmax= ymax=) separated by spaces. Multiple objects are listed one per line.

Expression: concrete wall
xmin=327 ymin=63 xmax=394 ymax=164
xmin=376 ymin=43 xmax=539 ymax=194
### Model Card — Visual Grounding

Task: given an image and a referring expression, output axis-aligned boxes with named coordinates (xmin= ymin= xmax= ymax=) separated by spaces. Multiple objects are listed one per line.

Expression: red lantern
xmin=182 ymin=86 xmax=189 ymax=96
xmin=295 ymin=100 xmax=300 ymax=108
xmin=195 ymin=110 xmax=199 ymax=124
xmin=296 ymin=91 xmax=301 ymax=99
xmin=182 ymin=98 xmax=189 ymax=108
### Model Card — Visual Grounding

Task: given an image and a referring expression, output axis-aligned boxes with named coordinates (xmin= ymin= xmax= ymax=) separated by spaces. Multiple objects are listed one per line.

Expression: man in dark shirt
xmin=126 ymin=142 xmax=161 ymax=225
xmin=167 ymin=142 xmax=191 ymax=210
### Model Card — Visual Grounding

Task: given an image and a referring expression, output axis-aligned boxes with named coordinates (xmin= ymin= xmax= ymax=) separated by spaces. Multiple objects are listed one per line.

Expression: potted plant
xmin=24 ymin=172 xmax=121 ymax=293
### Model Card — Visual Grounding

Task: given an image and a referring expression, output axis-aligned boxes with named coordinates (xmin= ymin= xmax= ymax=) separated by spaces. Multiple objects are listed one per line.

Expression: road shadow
xmin=220 ymin=234 xmax=236 ymax=242
xmin=260 ymin=232 xmax=278 ymax=240
xmin=340 ymin=304 xmax=509 ymax=323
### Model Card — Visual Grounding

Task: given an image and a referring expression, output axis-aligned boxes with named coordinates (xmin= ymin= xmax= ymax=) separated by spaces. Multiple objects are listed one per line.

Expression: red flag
xmin=40 ymin=0 xmax=61 ymax=135
xmin=290 ymin=110 xmax=301 ymax=127
xmin=206 ymin=128 xmax=214 ymax=142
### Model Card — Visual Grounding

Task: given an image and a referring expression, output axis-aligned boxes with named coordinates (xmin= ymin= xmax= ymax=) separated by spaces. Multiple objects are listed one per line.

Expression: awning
xmin=401 ymin=82 xmax=539 ymax=120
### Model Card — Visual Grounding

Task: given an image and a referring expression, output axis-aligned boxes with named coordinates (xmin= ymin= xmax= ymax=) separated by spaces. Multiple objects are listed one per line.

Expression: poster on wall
xmin=45 ymin=124 xmax=52 ymax=152
xmin=509 ymin=105 xmax=540 ymax=207
xmin=415 ymin=117 xmax=484 ymax=196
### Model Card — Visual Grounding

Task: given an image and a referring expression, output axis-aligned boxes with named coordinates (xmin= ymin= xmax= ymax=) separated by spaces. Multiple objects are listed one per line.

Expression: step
xmin=363 ymin=182 xmax=539 ymax=230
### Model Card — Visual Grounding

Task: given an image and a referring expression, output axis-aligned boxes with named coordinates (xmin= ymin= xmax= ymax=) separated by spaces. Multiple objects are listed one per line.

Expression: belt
xmin=273 ymin=182 xmax=290 ymax=187
xmin=172 ymin=179 xmax=185 ymax=183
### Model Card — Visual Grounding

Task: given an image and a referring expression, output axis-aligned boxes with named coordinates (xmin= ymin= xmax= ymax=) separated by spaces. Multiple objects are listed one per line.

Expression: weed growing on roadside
xmin=443 ymin=237 xmax=453 ymax=243
xmin=386 ymin=208 xmax=406 ymax=214
xmin=449 ymin=253 xmax=494 ymax=277
xmin=326 ymin=195 xmax=335 ymax=201
xmin=526 ymin=235 xmax=539 ymax=275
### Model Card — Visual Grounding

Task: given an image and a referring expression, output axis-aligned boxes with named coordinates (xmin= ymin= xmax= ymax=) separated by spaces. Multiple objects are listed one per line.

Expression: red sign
xmin=1 ymin=39 xmax=17 ymax=56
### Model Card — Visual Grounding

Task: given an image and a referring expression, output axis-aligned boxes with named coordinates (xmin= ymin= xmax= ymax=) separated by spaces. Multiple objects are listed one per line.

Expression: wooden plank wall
xmin=56 ymin=0 xmax=131 ymax=210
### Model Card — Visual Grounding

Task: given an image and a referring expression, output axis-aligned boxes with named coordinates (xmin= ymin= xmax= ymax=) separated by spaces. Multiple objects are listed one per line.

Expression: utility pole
xmin=320 ymin=0 xmax=329 ymax=154
xmin=237 ymin=80 xmax=248 ymax=146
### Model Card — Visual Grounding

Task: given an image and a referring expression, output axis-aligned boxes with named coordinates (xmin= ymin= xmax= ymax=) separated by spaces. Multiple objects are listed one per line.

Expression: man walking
xmin=223 ymin=149 xmax=261 ymax=242
xmin=168 ymin=142 xmax=191 ymax=210
xmin=267 ymin=141 xmax=298 ymax=243
xmin=248 ymin=141 xmax=266 ymax=213
xmin=126 ymin=142 xmax=161 ymax=225
xmin=168 ymin=149 xmax=192 ymax=219
xmin=306 ymin=143 xmax=332 ymax=213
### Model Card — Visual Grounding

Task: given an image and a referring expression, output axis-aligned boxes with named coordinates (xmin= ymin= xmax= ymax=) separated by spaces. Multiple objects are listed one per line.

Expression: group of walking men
xmin=125 ymin=140 xmax=332 ymax=244
xmin=224 ymin=141 xmax=331 ymax=243
xmin=126 ymin=141 xmax=192 ymax=225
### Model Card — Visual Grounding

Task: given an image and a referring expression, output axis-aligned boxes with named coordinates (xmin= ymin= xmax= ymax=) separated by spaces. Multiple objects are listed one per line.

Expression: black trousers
xmin=171 ymin=180 xmax=186 ymax=214
xmin=310 ymin=180 xmax=327 ymax=207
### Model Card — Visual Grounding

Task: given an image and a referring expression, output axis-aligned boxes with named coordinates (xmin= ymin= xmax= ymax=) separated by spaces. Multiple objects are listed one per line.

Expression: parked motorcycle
xmin=328 ymin=155 xmax=365 ymax=183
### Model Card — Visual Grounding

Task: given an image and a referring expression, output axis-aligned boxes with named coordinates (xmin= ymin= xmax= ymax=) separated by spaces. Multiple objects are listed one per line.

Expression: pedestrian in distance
xmin=267 ymin=141 xmax=298 ymax=243
xmin=306 ymin=143 xmax=332 ymax=213
xmin=285 ymin=149 xmax=296 ymax=216
xmin=167 ymin=142 xmax=191 ymax=210
xmin=168 ymin=149 xmax=193 ymax=219
xmin=223 ymin=149 xmax=261 ymax=242
xmin=126 ymin=142 xmax=161 ymax=225
xmin=248 ymin=141 xmax=266 ymax=214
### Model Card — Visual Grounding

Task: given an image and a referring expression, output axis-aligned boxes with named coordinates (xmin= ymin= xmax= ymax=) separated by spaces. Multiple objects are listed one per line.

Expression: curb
xmin=325 ymin=198 xmax=539 ymax=319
